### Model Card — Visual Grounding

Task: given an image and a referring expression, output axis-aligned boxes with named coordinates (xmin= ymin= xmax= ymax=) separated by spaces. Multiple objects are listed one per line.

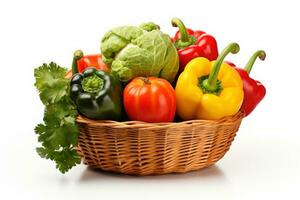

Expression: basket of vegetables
xmin=34 ymin=18 xmax=266 ymax=175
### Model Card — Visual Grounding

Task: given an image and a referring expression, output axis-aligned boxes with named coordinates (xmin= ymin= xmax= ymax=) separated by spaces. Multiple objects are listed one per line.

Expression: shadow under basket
xmin=76 ymin=112 xmax=244 ymax=175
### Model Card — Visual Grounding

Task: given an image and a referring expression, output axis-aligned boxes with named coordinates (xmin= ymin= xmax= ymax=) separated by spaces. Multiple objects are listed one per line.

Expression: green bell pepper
xmin=70 ymin=67 xmax=123 ymax=120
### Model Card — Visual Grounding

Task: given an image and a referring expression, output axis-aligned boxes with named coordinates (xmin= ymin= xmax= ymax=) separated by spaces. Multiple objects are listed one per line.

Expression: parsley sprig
xmin=34 ymin=62 xmax=81 ymax=173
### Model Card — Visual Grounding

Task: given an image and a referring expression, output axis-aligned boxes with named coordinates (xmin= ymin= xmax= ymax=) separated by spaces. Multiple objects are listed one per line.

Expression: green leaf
xmin=36 ymin=118 xmax=79 ymax=150
xmin=35 ymin=124 xmax=47 ymax=135
xmin=34 ymin=62 xmax=68 ymax=104
xmin=39 ymin=79 xmax=69 ymax=104
xmin=43 ymin=98 xmax=77 ymax=126
xmin=34 ymin=62 xmax=67 ymax=90
xmin=34 ymin=62 xmax=81 ymax=174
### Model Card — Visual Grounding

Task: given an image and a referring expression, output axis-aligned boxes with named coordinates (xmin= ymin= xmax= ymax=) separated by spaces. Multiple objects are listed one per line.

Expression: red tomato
xmin=123 ymin=77 xmax=176 ymax=123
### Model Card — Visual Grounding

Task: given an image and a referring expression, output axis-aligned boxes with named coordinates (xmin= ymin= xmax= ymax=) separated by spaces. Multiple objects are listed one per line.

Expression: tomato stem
xmin=140 ymin=77 xmax=151 ymax=85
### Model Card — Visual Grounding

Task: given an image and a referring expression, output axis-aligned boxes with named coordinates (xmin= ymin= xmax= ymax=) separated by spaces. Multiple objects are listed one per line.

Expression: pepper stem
xmin=171 ymin=18 xmax=196 ymax=49
xmin=82 ymin=75 xmax=104 ymax=93
xmin=72 ymin=50 xmax=84 ymax=74
xmin=244 ymin=50 xmax=266 ymax=74
xmin=203 ymin=43 xmax=240 ymax=92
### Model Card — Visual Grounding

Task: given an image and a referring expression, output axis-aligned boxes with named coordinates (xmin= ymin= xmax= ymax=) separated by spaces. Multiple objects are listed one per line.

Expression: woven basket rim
xmin=76 ymin=111 xmax=244 ymax=128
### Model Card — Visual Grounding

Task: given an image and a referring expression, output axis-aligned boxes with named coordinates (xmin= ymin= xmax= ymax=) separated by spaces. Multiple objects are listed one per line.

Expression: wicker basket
xmin=76 ymin=111 xmax=244 ymax=175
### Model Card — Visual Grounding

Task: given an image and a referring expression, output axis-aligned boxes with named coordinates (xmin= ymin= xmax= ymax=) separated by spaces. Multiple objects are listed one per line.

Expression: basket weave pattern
xmin=76 ymin=112 xmax=243 ymax=175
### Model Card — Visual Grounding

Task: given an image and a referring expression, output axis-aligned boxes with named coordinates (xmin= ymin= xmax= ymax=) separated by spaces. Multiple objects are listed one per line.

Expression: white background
xmin=0 ymin=0 xmax=299 ymax=199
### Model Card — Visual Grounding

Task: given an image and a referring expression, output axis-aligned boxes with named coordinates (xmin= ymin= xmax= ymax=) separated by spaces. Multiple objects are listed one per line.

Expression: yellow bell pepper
xmin=175 ymin=43 xmax=244 ymax=120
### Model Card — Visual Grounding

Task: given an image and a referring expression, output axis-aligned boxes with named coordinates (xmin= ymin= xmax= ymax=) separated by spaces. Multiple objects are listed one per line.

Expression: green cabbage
xmin=100 ymin=22 xmax=179 ymax=83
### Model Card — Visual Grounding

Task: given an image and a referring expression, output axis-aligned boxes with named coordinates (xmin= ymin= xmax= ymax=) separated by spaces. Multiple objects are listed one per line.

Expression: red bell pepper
xmin=65 ymin=50 xmax=109 ymax=78
xmin=171 ymin=18 xmax=219 ymax=72
xmin=228 ymin=50 xmax=266 ymax=117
